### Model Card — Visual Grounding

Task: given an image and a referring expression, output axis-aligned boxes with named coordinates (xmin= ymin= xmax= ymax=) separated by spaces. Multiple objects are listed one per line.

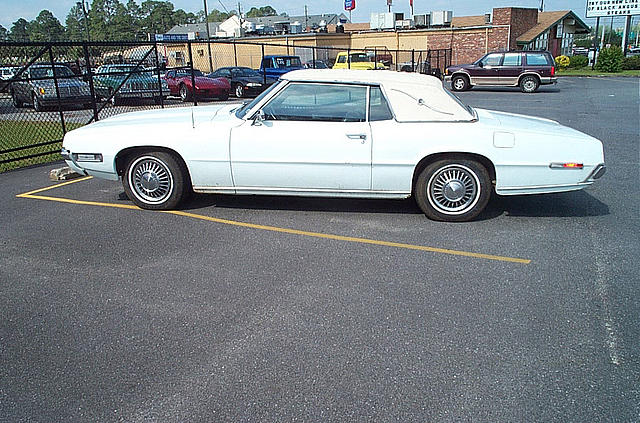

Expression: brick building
xmin=163 ymin=7 xmax=590 ymax=70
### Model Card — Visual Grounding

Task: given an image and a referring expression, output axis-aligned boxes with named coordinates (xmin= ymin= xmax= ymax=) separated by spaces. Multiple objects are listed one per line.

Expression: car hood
xmin=72 ymin=103 xmax=241 ymax=132
xmin=193 ymin=76 xmax=224 ymax=86
xmin=476 ymin=108 xmax=597 ymax=140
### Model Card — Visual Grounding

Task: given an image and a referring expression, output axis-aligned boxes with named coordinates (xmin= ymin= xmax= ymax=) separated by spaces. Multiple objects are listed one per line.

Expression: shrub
xmin=622 ymin=55 xmax=640 ymax=70
xmin=595 ymin=46 xmax=624 ymax=72
xmin=568 ymin=55 xmax=588 ymax=68
xmin=555 ymin=55 xmax=570 ymax=70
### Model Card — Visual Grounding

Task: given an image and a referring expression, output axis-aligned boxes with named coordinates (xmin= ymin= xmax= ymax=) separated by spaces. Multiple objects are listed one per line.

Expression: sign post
xmin=344 ymin=0 xmax=355 ymax=22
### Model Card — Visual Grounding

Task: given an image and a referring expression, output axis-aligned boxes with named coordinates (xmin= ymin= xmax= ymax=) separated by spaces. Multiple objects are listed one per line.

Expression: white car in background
xmin=61 ymin=69 xmax=605 ymax=222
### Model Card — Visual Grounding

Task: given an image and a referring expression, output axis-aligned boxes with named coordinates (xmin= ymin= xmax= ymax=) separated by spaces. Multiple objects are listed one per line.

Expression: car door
xmin=164 ymin=70 xmax=178 ymax=94
xmin=498 ymin=52 xmax=523 ymax=85
xmin=473 ymin=53 xmax=503 ymax=85
xmin=229 ymin=82 xmax=372 ymax=191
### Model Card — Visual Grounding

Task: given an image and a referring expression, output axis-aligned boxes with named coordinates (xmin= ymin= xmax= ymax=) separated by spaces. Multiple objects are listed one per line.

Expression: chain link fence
xmin=0 ymin=40 xmax=451 ymax=173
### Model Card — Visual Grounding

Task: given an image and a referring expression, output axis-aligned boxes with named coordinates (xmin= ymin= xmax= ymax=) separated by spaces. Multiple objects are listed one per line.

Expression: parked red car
xmin=163 ymin=69 xmax=230 ymax=101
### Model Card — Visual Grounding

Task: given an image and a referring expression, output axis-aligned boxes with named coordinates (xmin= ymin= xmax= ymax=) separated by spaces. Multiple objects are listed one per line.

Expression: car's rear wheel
xmin=234 ymin=84 xmax=244 ymax=98
xmin=414 ymin=159 xmax=491 ymax=222
xmin=11 ymin=90 xmax=23 ymax=108
xmin=122 ymin=152 xmax=190 ymax=210
xmin=179 ymin=84 xmax=190 ymax=102
xmin=520 ymin=75 xmax=539 ymax=93
xmin=451 ymin=75 xmax=469 ymax=91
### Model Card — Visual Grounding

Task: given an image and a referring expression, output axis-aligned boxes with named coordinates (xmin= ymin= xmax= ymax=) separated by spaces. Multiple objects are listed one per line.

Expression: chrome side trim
xmin=583 ymin=164 xmax=606 ymax=181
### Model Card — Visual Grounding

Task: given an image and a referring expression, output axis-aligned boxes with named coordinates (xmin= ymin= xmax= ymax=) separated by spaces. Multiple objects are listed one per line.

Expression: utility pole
xmin=305 ymin=5 xmax=308 ymax=31
xmin=78 ymin=0 xmax=90 ymax=41
xmin=203 ymin=0 xmax=213 ymax=72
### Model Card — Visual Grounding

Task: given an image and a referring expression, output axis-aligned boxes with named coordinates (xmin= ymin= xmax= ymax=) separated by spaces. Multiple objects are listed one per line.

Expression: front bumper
xmin=40 ymin=95 xmax=93 ymax=106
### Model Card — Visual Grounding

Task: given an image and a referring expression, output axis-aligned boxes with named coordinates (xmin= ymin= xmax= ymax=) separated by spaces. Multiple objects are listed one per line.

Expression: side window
xmin=337 ymin=55 xmax=346 ymax=63
xmin=167 ymin=71 xmax=175 ymax=78
xmin=525 ymin=53 xmax=550 ymax=66
xmin=223 ymin=70 xmax=232 ymax=77
xmin=262 ymin=83 xmax=367 ymax=122
xmin=502 ymin=53 xmax=522 ymax=66
xmin=480 ymin=53 xmax=503 ymax=66
xmin=262 ymin=59 xmax=272 ymax=69
xmin=369 ymin=87 xmax=393 ymax=121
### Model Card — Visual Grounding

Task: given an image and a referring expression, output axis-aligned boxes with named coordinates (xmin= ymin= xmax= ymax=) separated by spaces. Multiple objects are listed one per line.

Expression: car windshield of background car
xmin=261 ymin=83 xmax=366 ymax=122
xmin=31 ymin=66 xmax=74 ymax=79
xmin=235 ymin=79 xmax=285 ymax=119
xmin=176 ymin=69 xmax=203 ymax=77
xmin=233 ymin=68 xmax=260 ymax=77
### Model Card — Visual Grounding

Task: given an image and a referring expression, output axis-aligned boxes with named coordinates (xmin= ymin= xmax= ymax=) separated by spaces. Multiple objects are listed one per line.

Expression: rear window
xmin=525 ymin=53 xmax=551 ymax=66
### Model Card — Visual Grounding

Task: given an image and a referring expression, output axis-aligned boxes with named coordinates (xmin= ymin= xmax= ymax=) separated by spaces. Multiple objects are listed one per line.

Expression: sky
xmin=0 ymin=0 xmax=632 ymax=32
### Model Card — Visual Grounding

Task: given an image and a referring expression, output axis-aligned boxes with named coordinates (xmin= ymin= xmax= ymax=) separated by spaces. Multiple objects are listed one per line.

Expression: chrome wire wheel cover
xmin=452 ymin=77 xmax=466 ymax=90
xmin=129 ymin=156 xmax=174 ymax=204
xmin=427 ymin=164 xmax=480 ymax=215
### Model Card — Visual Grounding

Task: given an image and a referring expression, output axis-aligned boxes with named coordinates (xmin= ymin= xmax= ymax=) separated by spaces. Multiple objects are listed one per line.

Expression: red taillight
xmin=551 ymin=66 xmax=555 ymax=76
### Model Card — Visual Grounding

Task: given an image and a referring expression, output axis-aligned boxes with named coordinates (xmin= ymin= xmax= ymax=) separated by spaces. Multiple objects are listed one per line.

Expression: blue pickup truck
xmin=258 ymin=55 xmax=304 ymax=78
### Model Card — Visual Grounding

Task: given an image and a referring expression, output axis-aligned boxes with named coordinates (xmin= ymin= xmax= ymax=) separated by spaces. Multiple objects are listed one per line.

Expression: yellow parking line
xmin=16 ymin=176 xmax=93 ymax=197
xmin=16 ymin=179 xmax=531 ymax=264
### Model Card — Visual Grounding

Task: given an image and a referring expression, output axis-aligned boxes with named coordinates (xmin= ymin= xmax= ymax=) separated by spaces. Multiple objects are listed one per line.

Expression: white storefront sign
xmin=587 ymin=0 xmax=640 ymax=18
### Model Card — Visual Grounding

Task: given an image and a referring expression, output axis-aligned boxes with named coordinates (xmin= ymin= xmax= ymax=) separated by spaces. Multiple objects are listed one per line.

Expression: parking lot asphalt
xmin=1 ymin=77 xmax=638 ymax=422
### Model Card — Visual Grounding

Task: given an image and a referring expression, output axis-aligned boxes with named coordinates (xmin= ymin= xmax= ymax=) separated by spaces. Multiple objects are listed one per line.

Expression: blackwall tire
xmin=451 ymin=75 xmax=469 ymax=91
xmin=234 ymin=84 xmax=244 ymax=98
xmin=414 ymin=159 xmax=491 ymax=222
xmin=33 ymin=94 xmax=44 ymax=112
xmin=179 ymin=84 xmax=190 ymax=102
xmin=520 ymin=75 xmax=540 ymax=93
xmin=122 ymin=152 xmax=190 ymax=210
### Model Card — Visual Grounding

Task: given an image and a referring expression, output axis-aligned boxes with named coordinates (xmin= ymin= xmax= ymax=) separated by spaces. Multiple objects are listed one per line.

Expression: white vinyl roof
xmin=283 ymin=69 xmax=475 ymax=122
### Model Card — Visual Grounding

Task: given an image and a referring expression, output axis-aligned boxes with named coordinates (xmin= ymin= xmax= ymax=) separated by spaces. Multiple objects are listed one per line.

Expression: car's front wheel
xmin=11 ymin=90 xmax=23 ymax=108
xmin=451 ymin=75 xmax=469 ymax=91
xmin=32 ymin=93 xmax=44 ymax=112
xmin=234 ymin=84 xmax=244 ymax=98
xmin=122 ymin=152 xmax=190 ymax=210
xmin=414 ymin=159 xmax=491 ymax=222
xmin=519 ymin=75 xmax=539 ymax=93
xmin=179 ymin=84 xmax=190 ymax=102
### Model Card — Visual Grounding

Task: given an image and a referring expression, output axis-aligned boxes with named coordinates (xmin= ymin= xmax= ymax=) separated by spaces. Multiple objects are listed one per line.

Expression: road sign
xmin=587 ymin=0 xmax=640 ymax=18
xmin=345 ymin=0 xmax=356 ymax=11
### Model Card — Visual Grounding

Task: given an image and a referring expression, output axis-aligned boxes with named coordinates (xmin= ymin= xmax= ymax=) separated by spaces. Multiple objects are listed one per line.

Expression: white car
xmin=61 ymin=69 xmax=605 ymax=222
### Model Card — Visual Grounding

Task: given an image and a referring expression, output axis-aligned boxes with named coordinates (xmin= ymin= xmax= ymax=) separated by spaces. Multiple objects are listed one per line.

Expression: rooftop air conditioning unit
xmin=431 ymin=10 xmax=453 ymax=26
xmin=413 ymin=14 xmax=431 ymax=28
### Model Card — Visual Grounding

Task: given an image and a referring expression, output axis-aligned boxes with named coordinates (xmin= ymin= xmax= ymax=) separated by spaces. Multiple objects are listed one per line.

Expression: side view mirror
xmin=252 ymin=110 xmax=266 ymax=126
xmin=477 ymin=62 xmax=484 ymax=68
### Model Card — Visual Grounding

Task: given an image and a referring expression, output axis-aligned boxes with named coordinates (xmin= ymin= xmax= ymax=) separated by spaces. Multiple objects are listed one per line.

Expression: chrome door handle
xmin=346 ymin=134 xmax=367 ymax=140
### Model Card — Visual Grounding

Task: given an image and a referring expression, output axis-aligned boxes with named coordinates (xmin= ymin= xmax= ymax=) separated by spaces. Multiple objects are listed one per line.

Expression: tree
xmin=0 ymin=25 xmax=8 ymax=41
xmin=246 ymin=6 xmax=277 ymax=18
xmin=173 ymin=9 xmax=198 ymax=25
xmin=207 ymin=9 xmax=232 ymax=23
xmin=9 ymin=18 xmax=30 ymax=41
xmin=28 ymin=10 xmax=66 ymax=42
xmin=88 ymin=0 xmax=122 ymax=40
xmin=140 ymin=0 xmax=177 ymax=34
xmin=66 ymin=4 xmax=89 ymax=41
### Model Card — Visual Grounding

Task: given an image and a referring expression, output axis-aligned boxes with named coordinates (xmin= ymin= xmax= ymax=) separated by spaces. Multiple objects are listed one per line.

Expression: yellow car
xmin=332 ymin=52 xmax=386 ymax=70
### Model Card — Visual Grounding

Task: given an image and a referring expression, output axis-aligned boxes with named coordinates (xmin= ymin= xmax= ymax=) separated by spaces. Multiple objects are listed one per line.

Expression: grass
xmin=557 ymin=68 xmax=640 ymax=77
xmin=0 ymin=120 xmax=83 ymax=172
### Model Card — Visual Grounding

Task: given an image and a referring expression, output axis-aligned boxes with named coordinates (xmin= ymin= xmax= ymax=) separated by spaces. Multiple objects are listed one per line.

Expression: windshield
xmin=175 ymin=69 xmax=204 ymax=77
xmin=30 ymin=66 xmax=75 ymax=79
xmin=231 ymin=67 xmax=261 ymax=77
xmin=235 ymin=80 xmax=285 ymax=119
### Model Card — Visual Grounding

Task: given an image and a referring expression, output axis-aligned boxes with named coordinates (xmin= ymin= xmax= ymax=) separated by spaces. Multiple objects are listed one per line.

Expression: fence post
xmin=261 ymin=44 xmax=266 ymax=85
xmin=47 ymin=45 xmax=66 ymax=134
xmin=233 ymin=39 xmax=238 ymax=67
xmin=82 ymin=42 xmax=99 ymax=122
xmin=374 ymin=47 xmax=377 ymax=70
xmin=347 ymin=47 xmax=351 ymax=69
xmin=411 ymin=49 xmax=415 ymax=72
xmin=153 ymin=41 xmax=164 ymax=108
xmin=312 ymin=46 xmax=316 ymax=68
xmin=187 ymin=40 xmax=198 ymax=106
